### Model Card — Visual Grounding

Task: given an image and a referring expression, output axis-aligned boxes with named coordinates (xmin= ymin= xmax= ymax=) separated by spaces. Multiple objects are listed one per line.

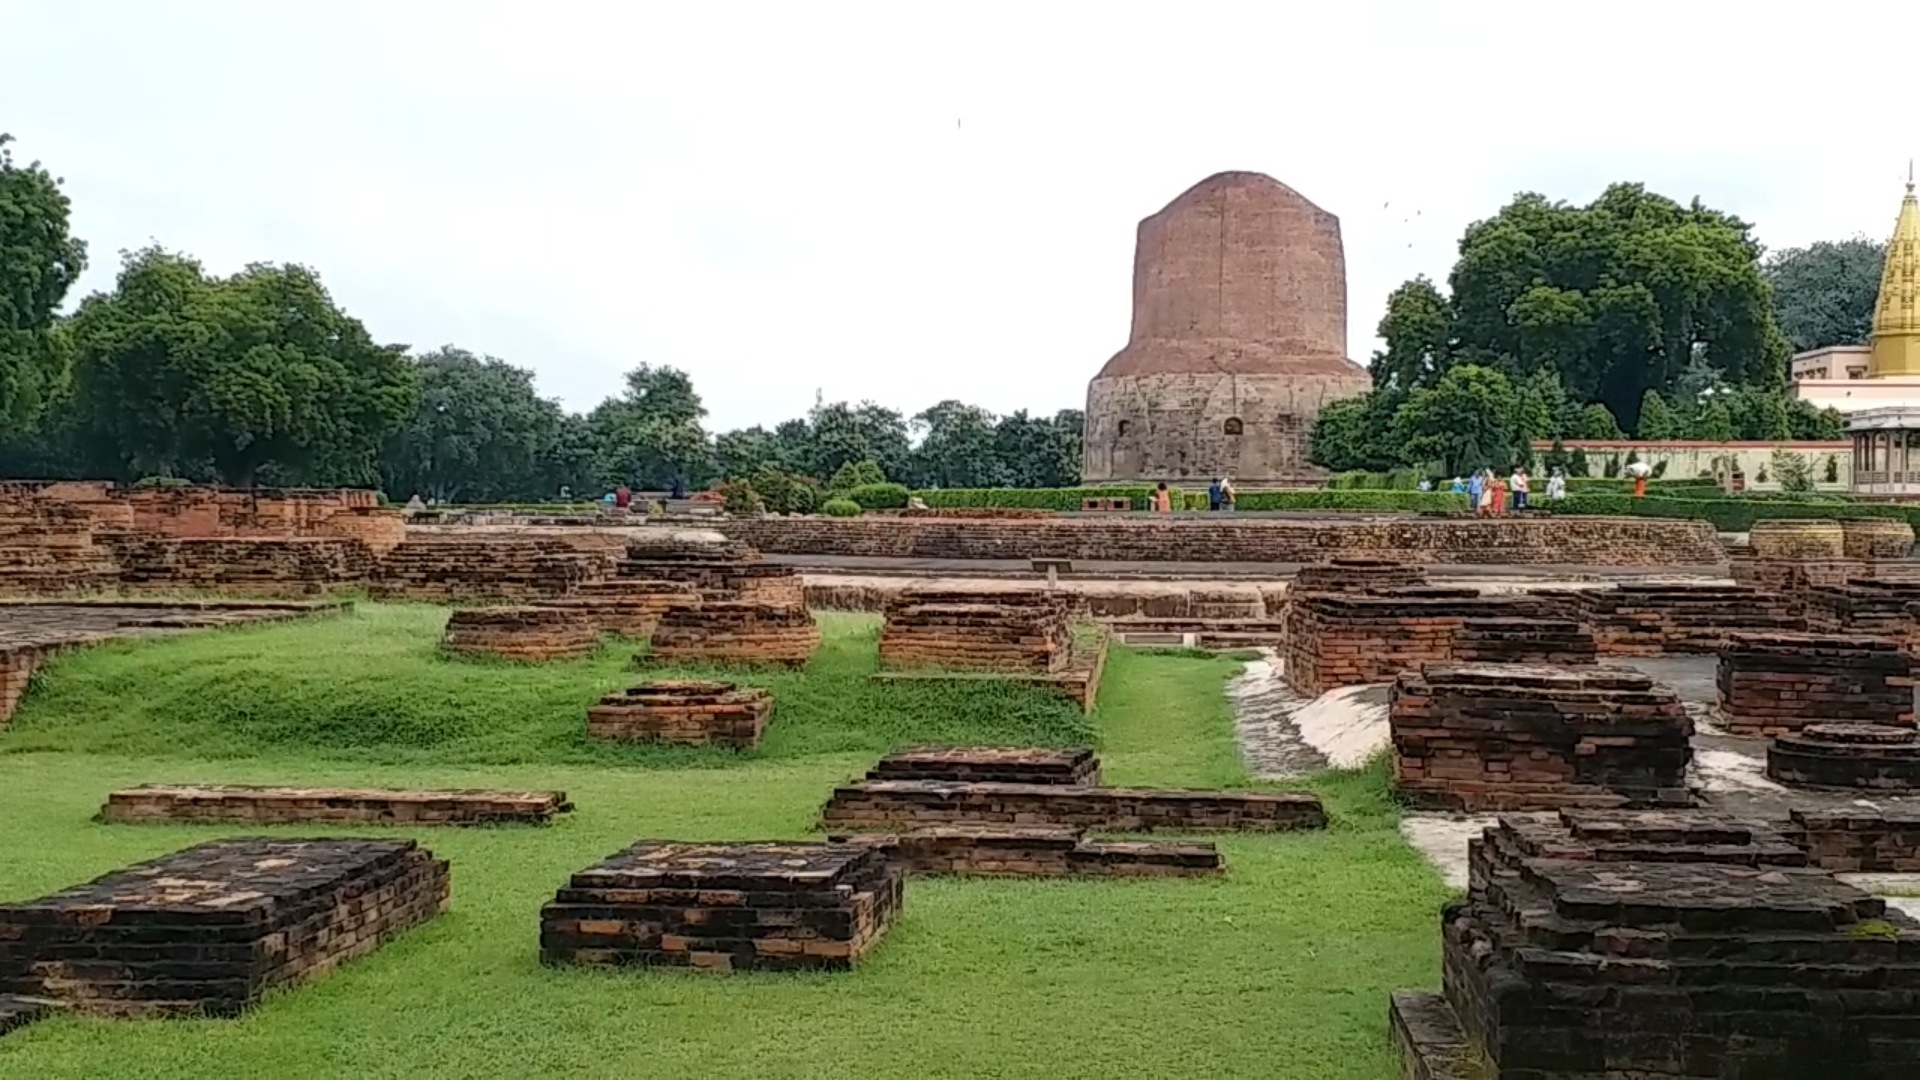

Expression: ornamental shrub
xmin=821 ymin=497 xmax=862 ymax=517
xmin=847 ymin=482 xmax=911 ymax=510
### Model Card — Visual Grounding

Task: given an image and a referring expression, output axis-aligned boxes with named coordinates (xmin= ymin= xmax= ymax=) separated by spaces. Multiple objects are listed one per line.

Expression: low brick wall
xmin=1767 ymin=724 xmax=1920 ymax=790
xmin=1280 ymin=588 xmax=1545 ymax=696
xmin=104 ymin=536 xmax=376 ymax=596
xmin=100 ymin=785 xmax=573 ymax=825
xmin=375 ymin=538 xmax=617 ymax=601
xmin=537 ymin=579 xmax=698 ymax=637
xmin=717 ymin=515 xmax=1725 ymax=566
xmin=648 ymin=603 xmax=821 ymax=666
xmin=1570 ymin=583 xmax=1802 ymax=655
xmin=1714 ymin=631 xmax=1916 ymax=735
xmin=586 ymin=681 xmax=774 ymax=747
xmin=820 ymin=779 xmax=1326 ymax=832
xmin=1789 ymin=807 xmax=1920 ymax=871
xmin=441 ymin=606 xmax=598 ymax=662
xmin=1290 ymin=557 xmax=1427 ymax=594
xmin=0 ymin=837 xmax=447 ymax=1017
xmin=878 ymin=589 xmax=1073 ymax=673
xmin=868 ymin=746 xmax=1100 ymax=786
xmin=539 ymin=841 xmax=901 ymax=972
xmin=833 ymin=825 xmax=1221 ymax=878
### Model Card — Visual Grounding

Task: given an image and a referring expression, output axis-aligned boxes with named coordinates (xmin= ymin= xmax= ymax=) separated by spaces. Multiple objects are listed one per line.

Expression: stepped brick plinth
xmin=820 ymin=779 xmax=1326 ymax=833
xmin=100 ymin=785 xmax=573 ymax=825
xmin=538 ymin=841 xmax=901 ymax=972
xmin=104 ymin=535 xmax=375 ymax=595
xmin=1290 ymin=557 xmax=1427 ymax=595
xmin=1750 ymin=518 xmax=1846 ymax=559
xmin=1789 ymin=808 xmax=1920 ymax=872
xmin=1804 ymin=579 xmax=1920 ymax=646
xmin=373 ymin=537 xmax=616 ymax=601
xmin=441 ymin=606 xmax=598 ymax=661
xmin=0 ymin=838 xmax=448 ymax=1017
xmin=538 ymin=578 xmax=698 ymax=637
xmin=0 ymin=498 xmax=118 ymax=595
xmin=1281 ymin=588 xmax=1542 ymax=696
xmin=878 ymin=589 xmax=1074 ymax=673
xmin=833 ymin=824 xmax=1222 ymax=878
xmin=1843 ymin=517 xmax=1917 ymax=559
xmin=1393 ymin=810 xmax=1920 ymax=1079
xmin=1391 ymin=664 xmax=1693 ymax=812
xmin=1572 ymin=582 xmax=1802 ymax=655
xmin=619 ymin=532 xmax=759 ymax=566
xmin=1769 ymin=724 xmax=1920 ymax=790
xmin=586 ymin=680 xmax=774 ymax=747
xmin=1714 ymin=631 xmax=1916 ymax=735
xmin=618 ymin=560 xmax=802 ymax=606
xmin=1448 ymin=617 xmax=1597 ymax=666
xmin=647 ymin=602 xmax=820 ymax=666
xmin=868 ymin=746 xmax=1100 ymax=786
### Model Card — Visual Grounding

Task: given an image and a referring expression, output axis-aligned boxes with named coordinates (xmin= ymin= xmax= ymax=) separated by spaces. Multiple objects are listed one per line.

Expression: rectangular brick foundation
xmin=0 ymin=837 xmax=449 ymax=1017
xmin=1788 ymin=807 xmax=1920 ymax=872
xmin=538 ymin=841 xmax=902 ymax=972
xmin=878 ymin=590 xmax=1074 ymax=673
xmin=586 ymin=680 xmax=774 ymax=747
xmin=1390 ymin=664 xmax=1693 ymax=811
xmin=832 ymin=824 xmax=1221 ymax=878
xmin=1397 ymin=810 xmax=1920 ymax=1078
xmin=1571 ymin=583 xmax=1802 ymax=655
xmin=820 ymin=779 xmax=1326 ymax=833
xmin=868 ymin=746 xmax=1100 ymax=785
xmin=99 ymin=785 xmax=572 ymax=825
xmin=1714 ymin=631 xmax=1916 ymax=735
xmin=647 ymin=602 xmax=821 ymax=666
xmin=1447 ymin=617 xmax=1596 ymax=665
xmin=1281 ymin=589 xmax=1548 ymax=695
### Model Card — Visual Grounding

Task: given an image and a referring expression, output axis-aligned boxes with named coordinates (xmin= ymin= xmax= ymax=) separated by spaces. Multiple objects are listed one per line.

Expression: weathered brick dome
xmin=1081 ymin=171 xmax=1370 ymax=486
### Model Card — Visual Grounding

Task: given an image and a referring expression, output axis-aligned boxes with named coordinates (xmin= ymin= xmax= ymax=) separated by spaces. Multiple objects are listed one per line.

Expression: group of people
xmin=1146 ymin=478 xmax=1237 ymax=513
xmin=1441 ymin=467 xmax=1567 ymax=515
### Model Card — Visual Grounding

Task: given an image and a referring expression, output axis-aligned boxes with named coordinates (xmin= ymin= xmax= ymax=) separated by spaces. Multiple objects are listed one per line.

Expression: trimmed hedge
xmin=821 ymin=497 xmax=862 ymax=517
xmin=912 ymin=487 xmax=1469 ymax=513
xmin=1543 ymin=495 xmax=1920 ymax=533
xmin=848 ymin=482 xmax=911 ymax=510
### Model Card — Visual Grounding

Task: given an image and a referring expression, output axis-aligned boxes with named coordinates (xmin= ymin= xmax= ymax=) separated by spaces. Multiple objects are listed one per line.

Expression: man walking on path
xmin=1468 ymin=470 xmax=1486 ymax=515
xmin=1510 ymin=467 xmax=1530 ymax=511
xmin=1207 ymin=479 xmax=1222 ymax=512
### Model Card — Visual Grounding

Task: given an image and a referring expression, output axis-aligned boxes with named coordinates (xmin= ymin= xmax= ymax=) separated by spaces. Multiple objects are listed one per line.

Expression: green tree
xmin=803 ymin=400 xmax=911 ymax=480
xmin=1578 ymin=402 xmax=1624 ymax=439
xmin=1308 ymin=392 xmax=1403 ymax=472
xmin=0 ymin=134 xmax=88 ymax=438
xmin=591 ymin=364 xmax=710 ymax=489
xmin=827 ymin=459 xmax=886 ymax=491
xmin=1763 ymin=237 xmax=1885 ymax=352
xmin=1442 ymin=184 xmax=1785 ymax=430
xmin=910 ymin=400 xmax=1002 ymax=487
xmin=1635 ymin=389 xmax=1678 ymax=440
xmin=1696 ymin=400 xmax=1736 ymax=441
xmin=713 ymin=425 xmax=791 ymax=480
xmin=1770 ymin=447 xmax=1815 ymax=493
xmin=1788 ymin=399 xmax=1845 ymax=441
xmin=1389 ymin=365 xmax=1519 ymax=476
xmin=379 ymin=347 xmax=561 ymax=503
xmin=67 ymin=248 xmax=416 ymax=486
xmin=1367 ymin=276 xmax=1452 ymax=391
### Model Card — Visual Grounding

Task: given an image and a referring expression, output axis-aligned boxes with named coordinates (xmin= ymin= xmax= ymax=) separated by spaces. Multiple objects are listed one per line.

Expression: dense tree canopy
xmin=1763 ymin=238 xmax=1885 ymax=352
xmin=381 ymin=347 xmax=565 ymax=503
xmin=0 ymin=134 xmax=87 ymax=438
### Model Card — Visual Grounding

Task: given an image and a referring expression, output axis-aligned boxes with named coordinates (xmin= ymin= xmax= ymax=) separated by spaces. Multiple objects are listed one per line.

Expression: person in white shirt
xmin=1545 ymin=469 xmax=1567 ymax=502
xmin=1510 ymin=468 xmax=1530 ymax=511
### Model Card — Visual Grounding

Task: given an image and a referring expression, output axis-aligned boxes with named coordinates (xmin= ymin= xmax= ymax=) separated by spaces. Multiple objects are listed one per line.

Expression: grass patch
xmin=0 ymin=615 xmax=1449 ymax=1079
xmin=4 ymin=606 xmax=1093 ymax=766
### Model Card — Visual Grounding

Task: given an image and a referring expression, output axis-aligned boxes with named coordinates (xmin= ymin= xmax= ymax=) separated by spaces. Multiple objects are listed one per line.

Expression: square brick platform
xmin=0 ymin=838 xmax=449 ymax=1017
xmin=538 ymin=841 xmax=902 ymax=972
xmin=586 ymin=681 xmax=774 ymax=747
xmin=1714 ymin=630 xmax=1917 ymax=735
xmin=646 ymin=602 xmax=821 ymax=667
xmin=832 ymin=824 xmax=1221 ymax=878
xmin=99 ymin=785 xmax=573 ymax=825
xmin=820 ymin=779 xmax=1326 ymax=833
xmin=867 ymin=746 xmax=1100 ymax=786
xmin=878 ymin=589 xmax=1074 ymax=673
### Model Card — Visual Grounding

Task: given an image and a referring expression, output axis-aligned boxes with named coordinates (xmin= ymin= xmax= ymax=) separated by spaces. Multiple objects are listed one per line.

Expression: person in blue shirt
xmin=1207 ymin=479 xmax=1222 ymax=512
xmin=1467 ymin=471 xmax=1485 ymax=510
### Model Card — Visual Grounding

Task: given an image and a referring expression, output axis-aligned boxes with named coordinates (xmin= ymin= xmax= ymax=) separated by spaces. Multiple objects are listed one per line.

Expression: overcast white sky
xmin=4 ymin=1 xmax=1914 ymax=430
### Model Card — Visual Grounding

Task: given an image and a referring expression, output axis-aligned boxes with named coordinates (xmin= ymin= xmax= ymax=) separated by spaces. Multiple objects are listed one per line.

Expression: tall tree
xmin=66 ymin=248 xmax=416 ymax=485
xmin=591 ymin=364 xmax=710 ymax=489
xmin=803 ymin=400 xmax=910 ymax=480
xmin=1390 ymin=365 xmax=1520 ymax=476
xmin=1635 ymin=389 xmax=1678 ymax=440
xmin=1763 ymin=238 xmax=1885 ymax=352
xmin=1368 ymin=276 xmax=1452 ymax=391
xmin=0 ymin=134 xmax=88 ymax=438
xmin=380 ymin=347 xmax=562 ymax=503
xmin=911 ymin=400 xmax=1002 ymax=487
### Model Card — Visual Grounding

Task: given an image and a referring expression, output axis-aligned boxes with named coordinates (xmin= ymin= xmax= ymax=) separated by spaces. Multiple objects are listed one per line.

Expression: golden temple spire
xmin=1870 ymin=170 xmax=1920 ymax=377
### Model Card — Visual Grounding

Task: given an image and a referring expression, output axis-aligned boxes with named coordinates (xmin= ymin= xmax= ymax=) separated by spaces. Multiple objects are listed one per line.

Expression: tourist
xmin=1490 ymin=472 xmax=1507 ymax=516
xmin=1416 ymin=478 xmax=1432 ymax=492
xmin=1449 ymin=476 xmax=1466 ymax=495
xmin=1220 ymin=477 xmax=1236 ymax=513
xmin=614 ymin=485 xmax=632 ymax=511
xmin=1510 ymin=467 xmax=1529 ymax=511
xmin=1468 ymin=470 xmax=1486 ymax=514
xmin=1207 ymin=478 xmax=1222 ymax=512
xmin=1546 ymin=468 xmax=1567 ymax=502
xmin=1153 ymin=482 xmax=1172 ymax=513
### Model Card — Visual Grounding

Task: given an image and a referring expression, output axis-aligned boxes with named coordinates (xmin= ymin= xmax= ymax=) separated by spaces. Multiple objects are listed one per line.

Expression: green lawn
xmin=0 ymin=606 xmax=1448 ymax=1080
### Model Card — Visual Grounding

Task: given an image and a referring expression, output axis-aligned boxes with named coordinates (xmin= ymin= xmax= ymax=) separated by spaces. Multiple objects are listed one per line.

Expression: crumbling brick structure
xmin=1789 ymin=807 xmax=1920 ymax=872
xmin=586 ymin=680 xmax=774 ymax=747
xmin=821 ymin=779 xmax=1326 ymax=833
xmin=0 ymin=498 xmax=118 ymax=594
xmin=1767 ymin=723 xmax=1920 ymax=791
xmin=1391 ymin=663 xmax=1693 ymax=811
xmin=0 ymin=837 xmax=448 ymax=1017
xmin=441 ymin=606 xmax=599 ymax=662
xmin=1570 ymin=582 xmax=1802 ymax=655
xmin=537 ymin=578 xmax=698 ymax=637
xmin=1290 ymin=557 xmax=1427 ymax=595
xmin=1749 ymin=518 xmax=1846 ymax=559
xmin=103 ymin=535 xmax=376 ymax=595
xmin=867 ymin=746 xmax=1100 ymax=786
xmin=373 ymin=537 xmax=616 ymax=601
xmin=1392 ymin=809 xmax=1920 ymax=1078
xmin=1714 ymin=630 xmax=1916 ymax=735
xmin=539 ymin=841 xmax=902 ymax=972
xmin=1803 ymin=579 xmax=1920 ymax=646
xmin=878 ymin=589 xmax=1074 ymax=673
xmin=648 ymin=602 xmax=820 ymax=667
xmin=1281 ymin=588 xmax=1555 ymax=695
xmin=1842 ymin=517 xmax=1916 ymax=558
xmin=834 ymin=824 xmax=1221 ymax=878
xmin=100 ymin=785 xmax=573 ymax=825
xmin=1448 ymin=617 xmax=1597 ymax=665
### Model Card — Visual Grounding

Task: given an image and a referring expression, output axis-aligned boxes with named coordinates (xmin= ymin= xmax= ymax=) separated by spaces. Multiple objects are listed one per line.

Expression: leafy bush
xmin=749 ymin=467 xmax=822 ymax=515
xmin=131 ymin=475 xmax=194 ymax=489
xmin=847 ymin=482 xmax=911 ymax=510
xmin=1543 ymin=495 xmax=1920 ymax=532
xmin=828 ymin=459 xmax=886 ymax=492
xmin=715 ymin=479 xmax=764 ymax=515
xmin=821 ymin=497 xmax=862 ymax=517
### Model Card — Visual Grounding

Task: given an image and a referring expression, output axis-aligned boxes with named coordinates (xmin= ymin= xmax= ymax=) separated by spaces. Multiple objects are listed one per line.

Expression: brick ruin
xmin=1390 ymin=663 xmax=1693 ymax=812
xmin=647 ymin=602 xmax=820 ymax=667
xmin=374 ymin=537 xmax=617 ymax=602
xmin=536 ymin=578 xmax=699 ymax=637
xmin=1803 ymin=578 xmax=1920 ymax=644
xmin=0 ymin=498 xmax=118 ymax=594
xmin=1788 ymin=807 xmax=1920 ymax=872
xmin=1565 ymin=582 xmax=1802 ymax=655
xmin=105 ymin=535 xmax=377 ymax=595
xmin=1713 ymin=630 xmax=1915 ymax=735
xmin=821 ymin=778 xmax=1326 ymax=833
xmin=440 ymin=606 xmax=599 ymax=662
xmin=1843 ymin=516 xmax=1918 ymax=558
xmin=539 ymin=841 xmax=902 ymax=972
xmin=99 ymin=785 xmax=573 ymax=825
xmin=1749 ymin=517 xmax=1847 ymax=559
xmin=0 ymin=837 xmax=448 ymax=1019
xmin=878 ymin=589 xmax=1074 ymax=673
xmin=1282 ymin=588 xmax=1580 ymax=696
xmin=1767 ymin=723 xmax=1920 ymax=791
xmin=1289 ymin=556 xmax=1428 ymax=595
xmin=834 ymin=825 xmax=1222 ymax=879
xmin=1393 ymin=809 xmax=1920 ymax=1078
xmin=586 ymin=680 xmax=775 ymax=747
xmin=868 ymin=746 xmax=1100 ymax=786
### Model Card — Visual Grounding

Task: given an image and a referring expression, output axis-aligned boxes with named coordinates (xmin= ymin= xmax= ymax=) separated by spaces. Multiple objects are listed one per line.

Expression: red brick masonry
xmin=868 ymin=746 xmax=1100 ymax=786
xmin=832 ymin=824 xmax=1221 ymax=878
xmin=820 ymin=779 xmax=1326 ymax=833
xmin=586 ymin=680 xmax=774 ymax=747
xmin=1713 ymin=631 xmax=1916 ymax=735
xmin=99 ymin=785 xmax=573 ymax=825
